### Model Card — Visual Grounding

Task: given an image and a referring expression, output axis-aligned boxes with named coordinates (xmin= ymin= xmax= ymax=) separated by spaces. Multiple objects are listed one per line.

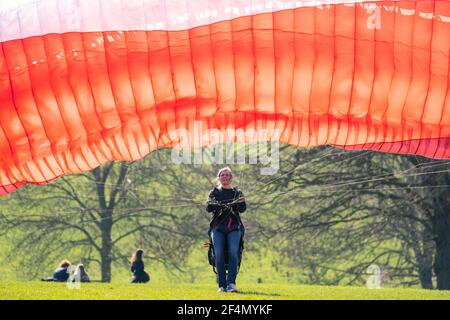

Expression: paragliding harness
xmin=207 ymin=188 xmax=245 ymax=275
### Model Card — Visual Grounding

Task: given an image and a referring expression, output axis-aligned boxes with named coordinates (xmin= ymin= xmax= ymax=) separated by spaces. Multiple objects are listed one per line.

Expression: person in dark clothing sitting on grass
xmin=41 ymin=259 xmax=71 ymax=282
xmin=73 ymin=264 xmax=90 ymax=283
xmin=130 ymin=249 xmax=150 ymax=283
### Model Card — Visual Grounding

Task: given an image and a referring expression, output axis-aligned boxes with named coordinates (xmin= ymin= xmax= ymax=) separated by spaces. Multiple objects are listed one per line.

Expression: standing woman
xmin=206 ymin=167 xmax=246 ymax=292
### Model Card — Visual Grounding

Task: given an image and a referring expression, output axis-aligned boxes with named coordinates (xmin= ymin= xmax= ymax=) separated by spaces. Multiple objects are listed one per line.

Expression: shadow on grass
xmin=231 ymin=290 xmax=282 ymax=297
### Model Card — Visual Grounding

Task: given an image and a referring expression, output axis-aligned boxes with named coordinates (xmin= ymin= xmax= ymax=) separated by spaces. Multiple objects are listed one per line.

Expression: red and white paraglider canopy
xmin=0 ymin=0 xmax=449 ymax=195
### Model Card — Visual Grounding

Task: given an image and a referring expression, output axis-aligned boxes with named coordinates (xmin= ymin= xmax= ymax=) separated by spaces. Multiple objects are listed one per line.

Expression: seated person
xmin=41 ymin=260 xmax=71 ymax=282
xmin=130 ymin=249 xmax=150 ymax=283
xmin=72 ymin=264 xmax=90 ymax=283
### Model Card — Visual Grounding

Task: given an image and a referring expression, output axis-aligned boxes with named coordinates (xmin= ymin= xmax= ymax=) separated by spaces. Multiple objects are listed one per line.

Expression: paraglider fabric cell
xmin=0 ymin=0 xmax=449 ymax=195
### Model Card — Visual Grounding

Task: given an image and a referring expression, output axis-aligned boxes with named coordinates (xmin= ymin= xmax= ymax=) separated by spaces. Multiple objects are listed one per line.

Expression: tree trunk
xmin=100 ymin=212 xmax=113 ymax=282
xmin=433 ymin=173 xmax=450 ymax=290
xmin=434 ymin=208 xmax=450 ymax=290
xmin=417 ymin=243 xmax=434 ymax=289
xmin=418 ymin=265 xmax=433 ymax=289
xmin=417 ymin=228 xmax=434 ymax=289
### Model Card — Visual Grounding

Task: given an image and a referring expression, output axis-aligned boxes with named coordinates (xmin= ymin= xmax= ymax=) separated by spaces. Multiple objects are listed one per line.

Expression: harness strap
xmin=210 ymin=187 xmax=241 ymax=230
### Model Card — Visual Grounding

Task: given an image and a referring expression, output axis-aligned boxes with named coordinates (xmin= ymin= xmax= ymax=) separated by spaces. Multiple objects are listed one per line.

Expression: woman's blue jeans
xmin=210 ymin=228 xmax=242 ymax=288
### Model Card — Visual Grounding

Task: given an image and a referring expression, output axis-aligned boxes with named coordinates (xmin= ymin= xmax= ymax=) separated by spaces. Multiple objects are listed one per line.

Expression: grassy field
xmin=0 ymin=281 xmax=449 ymax=300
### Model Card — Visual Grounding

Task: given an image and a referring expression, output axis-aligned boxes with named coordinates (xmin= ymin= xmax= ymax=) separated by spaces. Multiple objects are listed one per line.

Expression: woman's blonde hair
xmin=215 ymin=167 xmax=232 ymax=187
xmin=131 ymin=249 xmax=144 ymax=263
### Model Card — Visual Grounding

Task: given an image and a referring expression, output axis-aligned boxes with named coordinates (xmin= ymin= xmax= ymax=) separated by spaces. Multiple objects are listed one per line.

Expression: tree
xmin=250 ymin=146 xmax=450 ymax=289
xmin=0 ymin=156 xmax=203 ymax=282
xmin=407 ymin=158 xmax=450 ymax=290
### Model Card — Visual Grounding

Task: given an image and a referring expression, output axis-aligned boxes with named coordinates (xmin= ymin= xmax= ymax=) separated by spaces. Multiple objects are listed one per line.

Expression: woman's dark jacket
xmin=206 ymin=186 xmax=246 ymax=232
xmin=131 ymin=260 xmax=150 ymax=283
xmin=52 ymin=267 xmax=70 ymax=282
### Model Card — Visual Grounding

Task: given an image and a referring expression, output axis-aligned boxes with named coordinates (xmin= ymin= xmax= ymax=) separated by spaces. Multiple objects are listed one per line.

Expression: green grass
xmin=0 ymin=281 xmax=449 ymax=300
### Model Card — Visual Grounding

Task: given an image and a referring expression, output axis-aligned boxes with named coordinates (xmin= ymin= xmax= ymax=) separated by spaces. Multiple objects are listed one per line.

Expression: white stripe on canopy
xmin=0 ymin=0 xmax=401 ymax=42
